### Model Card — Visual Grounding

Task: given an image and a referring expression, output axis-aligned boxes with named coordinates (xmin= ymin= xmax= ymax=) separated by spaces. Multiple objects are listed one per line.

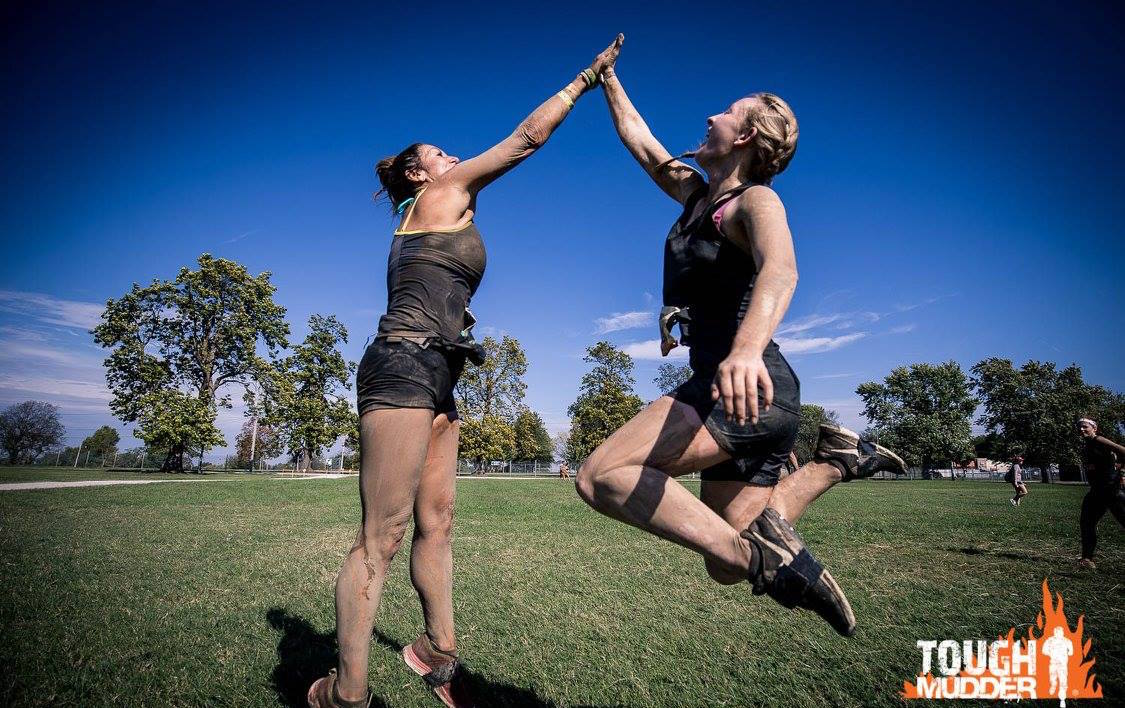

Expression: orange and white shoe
xmin=402 ymin=633 xmax=475 ymax=708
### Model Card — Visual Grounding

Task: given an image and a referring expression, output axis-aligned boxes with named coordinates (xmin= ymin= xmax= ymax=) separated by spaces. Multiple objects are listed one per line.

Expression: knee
xmin=704 ymin=558 xmax=744 ymax=585
xmin=575 ymin=461 xmax=608 ymax=507
xmin=415 ymin=496 xmax=455 ymax=541
xmin=358 ymin=516 xmax=411 ymax=565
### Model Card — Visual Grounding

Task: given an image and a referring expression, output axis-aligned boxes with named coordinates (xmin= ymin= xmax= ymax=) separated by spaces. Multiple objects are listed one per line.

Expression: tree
xmin=455 ymin=335 xmax=528 ymax=419
xmin=234 ymin=419 xmax=282 ymax=468
xmin=856 ymin=361 xmax=977 ymax=472
xmin=270 ymin=315 xmax=357 ymax=471
xmin=459 ymin=414 xmax=515 ymax=467
xmin=653 ymin=363 xmax=693 ymax=395
xmin=512 ymin=409 xmax=553 ymax=462
xmin=566 ymin=341 xmax=644 ymax=462
xmin=0 ymin=401 xmax=65 ymax=465
xmin=81 ymin=426 xmax=120 ymax=459
xmin=93 ymin=254 xmax=288 ymax=471
xmin=793 ymin=404 xmax=840 ymax=464
xmin=972 ymin=358 xmax=1124 ymax=482
xmin=552 ymin=431 xmax=570 ymax=463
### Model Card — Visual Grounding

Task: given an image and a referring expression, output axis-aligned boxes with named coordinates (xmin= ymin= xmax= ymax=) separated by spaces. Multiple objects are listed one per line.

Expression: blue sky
xmin=2 ymin=1 xmax=1123 ymax=458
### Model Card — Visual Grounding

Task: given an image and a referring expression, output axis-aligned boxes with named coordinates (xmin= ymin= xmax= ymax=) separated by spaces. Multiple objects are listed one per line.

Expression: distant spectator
xmin=1007 ymin=455 xmax=1029 ymax=507
xmin=559 ymin=462 xmax=571 ymax=479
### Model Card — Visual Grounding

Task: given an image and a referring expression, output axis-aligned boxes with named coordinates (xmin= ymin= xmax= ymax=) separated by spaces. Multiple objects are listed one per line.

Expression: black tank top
xmin=376 ymin=219 xmax=487 ymax=344
xmin=1082 ymin=437 xmax=1120 ymax=489
xmin=664 ymin=183 xmax=800 ymax=411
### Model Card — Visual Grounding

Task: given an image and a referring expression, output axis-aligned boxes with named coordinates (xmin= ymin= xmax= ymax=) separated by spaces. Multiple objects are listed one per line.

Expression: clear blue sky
xmin=2 ymin=1 xmax=1123 ymax=456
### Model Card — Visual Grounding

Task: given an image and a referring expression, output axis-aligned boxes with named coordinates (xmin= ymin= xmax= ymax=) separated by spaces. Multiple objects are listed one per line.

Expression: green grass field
xmin=1 ymin=474 xmax=1121 ymax=707
xmin=0 ymin=467 xmax=253 ymax=484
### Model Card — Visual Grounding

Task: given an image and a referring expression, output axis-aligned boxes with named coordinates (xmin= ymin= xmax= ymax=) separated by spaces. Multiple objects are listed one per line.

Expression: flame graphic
xmin=902 ymin=579 xmax=1103 ymax=700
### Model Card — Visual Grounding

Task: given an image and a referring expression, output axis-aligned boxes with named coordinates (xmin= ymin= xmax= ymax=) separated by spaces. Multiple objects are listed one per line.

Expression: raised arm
xmin=443 ymin=35 xmax=624 ymax=196
xmin=711 ymin=186 xmax=798 ymax=425
xmin=600 ymin=66 xmax=705 ymax=204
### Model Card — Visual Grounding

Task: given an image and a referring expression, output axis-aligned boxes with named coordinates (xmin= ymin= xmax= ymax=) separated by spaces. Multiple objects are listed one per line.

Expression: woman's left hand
xmin=711 ymin=349 xmax=772 ymax=426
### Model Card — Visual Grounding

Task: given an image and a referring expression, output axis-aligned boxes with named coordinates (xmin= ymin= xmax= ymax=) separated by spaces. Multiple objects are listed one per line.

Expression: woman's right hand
xmin=589 ymin=34 xmax=624 ymax=77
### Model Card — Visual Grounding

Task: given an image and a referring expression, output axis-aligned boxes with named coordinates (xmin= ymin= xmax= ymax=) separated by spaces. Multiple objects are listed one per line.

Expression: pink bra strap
xmin=712 ymin=198 xmax=736 ymax=234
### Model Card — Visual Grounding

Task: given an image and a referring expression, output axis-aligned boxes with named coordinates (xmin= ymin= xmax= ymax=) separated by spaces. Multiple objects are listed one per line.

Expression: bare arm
xmin=1095 ymin=435 xmax=1125 ymax=458
xmin=600 ymin=66 xmax=704 ymax=204
xmin=444 ymin=36 xmax=624 ymax=196
xmin=711 ymin=187 xmax=799 ymax=425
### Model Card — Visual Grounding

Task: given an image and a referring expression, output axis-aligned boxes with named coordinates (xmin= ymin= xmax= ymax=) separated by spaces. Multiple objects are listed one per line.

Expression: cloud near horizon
xmin=0 ymin=290 xmax=104 ymax=330
xmin=594 ymin=310 xmax=653 ymax=334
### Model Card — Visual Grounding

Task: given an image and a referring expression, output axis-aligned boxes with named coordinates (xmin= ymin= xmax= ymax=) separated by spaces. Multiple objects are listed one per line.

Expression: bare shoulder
xmin=722 ymin=185 xmax=788 ymax=247
xmin=735 ymin=184 xmax=787 ymax=220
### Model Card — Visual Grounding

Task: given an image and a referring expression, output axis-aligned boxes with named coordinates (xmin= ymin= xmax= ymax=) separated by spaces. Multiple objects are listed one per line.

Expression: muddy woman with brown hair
xmin=308 ymin=36 xmax=624 ymax=708
xmin=575 ymin=54 xmax=906 ymax=637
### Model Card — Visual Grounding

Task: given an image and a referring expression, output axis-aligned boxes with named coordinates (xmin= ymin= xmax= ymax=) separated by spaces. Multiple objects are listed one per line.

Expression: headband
xmin=1078 ymin=418 xmax=1097 ymax=427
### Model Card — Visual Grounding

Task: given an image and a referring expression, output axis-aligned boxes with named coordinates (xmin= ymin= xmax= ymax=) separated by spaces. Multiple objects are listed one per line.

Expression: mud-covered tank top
xmin=376 ymin=201 xmax=487 ymax=344
xmin=663 ymin=183 xmax=800 ymax=412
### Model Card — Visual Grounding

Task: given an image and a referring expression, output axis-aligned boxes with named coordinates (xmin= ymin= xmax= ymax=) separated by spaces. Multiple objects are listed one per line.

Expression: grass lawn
xmin=0 ymin=466 xmax=261 ymax=484
xmin=1 ymin=478 xmax=1121 ymax=707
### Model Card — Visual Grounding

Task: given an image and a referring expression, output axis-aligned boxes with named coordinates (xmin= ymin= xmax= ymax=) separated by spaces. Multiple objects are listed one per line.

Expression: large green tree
xmin=93 ymin=254 xmax=288 ymax=471
xmin=81 ymin=425 xmax=120 ymax=459
xmin=512 ymin=408 xmax=554 ymax=462
xmin=566 ymin=341 xmax=644 ymax=462
xmin=233 ymin=419 xmax=282 ymax=468
xmin=972 ymin=358 xmax=1124 ymax=481
xmin=459 ymin=414 xmax=515 ymax=467
xmin=856 ymin=361 xmax=977 ymax=472
xmin=270 ymin=315 xmax=357 ymax=471
xmin=653 ymin=362 xmax=693 ymax=395
xmin=0 ymin=401 xmax=65 ymax=465
xmin=455 ymin=335 xmax=528 ymax=419
xmin=793 ymin=404 xmax=840 ymax=464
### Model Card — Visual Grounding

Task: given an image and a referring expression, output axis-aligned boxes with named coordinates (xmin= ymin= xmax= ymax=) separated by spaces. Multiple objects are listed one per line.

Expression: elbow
xmin=516 ymin=118 xmax=549 ymax=152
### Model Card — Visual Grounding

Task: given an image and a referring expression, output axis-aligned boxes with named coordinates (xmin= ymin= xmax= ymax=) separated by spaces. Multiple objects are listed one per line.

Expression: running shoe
xmin=403 ymin=633 xmax=475 ymax=708
xmin=814 ymin=424 xmax=907 ymax=480
xmin=306 ymin=669 xmax=372 ymax=708
xmin=742 ymin=508 xmax=856 ymax=637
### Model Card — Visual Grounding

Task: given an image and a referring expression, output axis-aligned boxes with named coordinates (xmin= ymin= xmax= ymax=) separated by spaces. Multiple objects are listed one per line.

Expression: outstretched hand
xmin=590 ymin=34 xmax=624 ymax=77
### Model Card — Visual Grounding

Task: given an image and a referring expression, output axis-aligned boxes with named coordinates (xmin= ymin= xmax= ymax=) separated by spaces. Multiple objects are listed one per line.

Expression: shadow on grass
xmin=948 ymin=546 xmax=1047 ymax=562
xmin=266 ymin=608 xmax=390 ymax=708
xmin=269 ymin=611 xmax=606 ymax=708
xmin=371 ymin=630 xmax=581 ymax=708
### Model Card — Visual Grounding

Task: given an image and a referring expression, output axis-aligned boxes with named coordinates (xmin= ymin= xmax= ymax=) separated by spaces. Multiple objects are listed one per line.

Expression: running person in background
xmin=308 ymin=36 xmax=624 ymax=708
xmin=575 ymin=47 xmax=905 ymax=638
xmin=1009 ymin=455 xmax=1028 ymax=506
xmin=1076 ymin=417 xmax=1125 ymax=570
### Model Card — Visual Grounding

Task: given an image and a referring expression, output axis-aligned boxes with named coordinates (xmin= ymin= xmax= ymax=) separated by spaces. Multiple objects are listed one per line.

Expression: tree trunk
xmin=160 ymin=444 xmax=186 ymax=473
xmin=1037 ymin=459 xmax=1052 ymax=484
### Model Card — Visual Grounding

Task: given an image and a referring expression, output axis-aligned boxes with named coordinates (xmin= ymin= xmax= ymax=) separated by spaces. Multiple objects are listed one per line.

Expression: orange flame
xmin=902 ymin=579 xmax=1102 ymax=700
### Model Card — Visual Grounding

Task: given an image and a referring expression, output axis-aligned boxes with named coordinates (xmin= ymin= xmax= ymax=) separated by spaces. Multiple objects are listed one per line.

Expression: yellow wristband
xmin=556 ymin=90 xmax=574 ymax=109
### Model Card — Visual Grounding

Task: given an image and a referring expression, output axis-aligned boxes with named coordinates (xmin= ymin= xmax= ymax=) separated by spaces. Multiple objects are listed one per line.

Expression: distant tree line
xmin=10 ymin=252 xmax=1120 ymax=476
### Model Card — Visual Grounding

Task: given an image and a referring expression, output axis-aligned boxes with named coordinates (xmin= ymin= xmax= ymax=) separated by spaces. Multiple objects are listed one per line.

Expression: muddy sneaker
xmin=814 ymin=424 xmax=907 ymax=480
xmin=403 ymin=633 xmax=475 ymax=708
xmin=741 ymin=508 xmax=856 ymax=637
xmin=307 ymin=669 xmax=372 ymax=708
xmin=1077 ymin=558 xmax=1097 ymax=571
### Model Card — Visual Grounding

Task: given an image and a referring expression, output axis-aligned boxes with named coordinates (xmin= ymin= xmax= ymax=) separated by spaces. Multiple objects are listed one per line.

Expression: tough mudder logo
xmin=902 ymin=581 xmax=1103 ymax=704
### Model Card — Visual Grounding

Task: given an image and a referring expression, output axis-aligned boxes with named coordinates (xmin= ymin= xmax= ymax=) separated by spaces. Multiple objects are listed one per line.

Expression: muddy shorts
xmin=670 ymin=358 xmax=800 ymax=486
xmin=356 ymin=338 xmax=465 ymax=417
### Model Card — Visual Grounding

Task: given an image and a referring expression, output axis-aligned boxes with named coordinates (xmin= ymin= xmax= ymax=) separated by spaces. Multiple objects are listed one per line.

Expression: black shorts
xmin=356 ymin=338 xmax=465 ymax=417
xmin=670 ymin=359 xmax=800 ymax=487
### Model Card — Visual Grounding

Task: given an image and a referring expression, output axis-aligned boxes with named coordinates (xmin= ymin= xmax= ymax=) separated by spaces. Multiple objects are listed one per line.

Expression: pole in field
xmin=73 ymin=444 xmax=82 ymax=468
xmin=249 ymin=417 xmax=258 ymax=472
